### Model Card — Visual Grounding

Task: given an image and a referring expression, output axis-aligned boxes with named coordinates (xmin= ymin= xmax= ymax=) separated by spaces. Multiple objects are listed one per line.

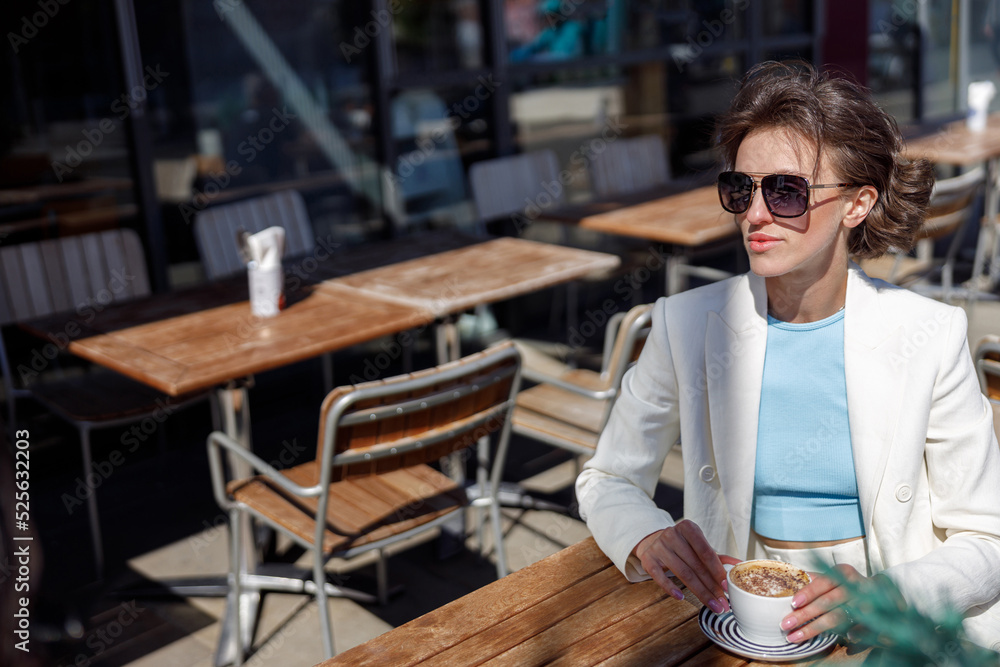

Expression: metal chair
xmin=588 ymin=134 xmax=672 ymax=198
xmin=973 ymin=336 xmax=1000 ymax=443
xmin=511 ymin=303 xmax=653 ymax=457
xmin=207 ymin=341 xmax=521 ymax=662
xmin=0 ymin=229 xmax=213 ymax=577
xmin=859 ymin=167 xmax=985 ymax=303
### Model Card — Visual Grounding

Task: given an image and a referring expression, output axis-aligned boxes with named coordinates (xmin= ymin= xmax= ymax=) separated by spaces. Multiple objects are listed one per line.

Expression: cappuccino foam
xmin=730 ymin=561 xmax=809 ymax=598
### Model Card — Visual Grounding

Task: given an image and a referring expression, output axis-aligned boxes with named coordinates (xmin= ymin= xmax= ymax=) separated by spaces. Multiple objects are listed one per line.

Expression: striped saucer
xmin=698 ymin=607 xmax=839 ymax=662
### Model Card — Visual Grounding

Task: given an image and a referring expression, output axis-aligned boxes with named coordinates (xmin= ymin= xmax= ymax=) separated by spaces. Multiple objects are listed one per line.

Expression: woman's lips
xmin=747 ymin=233 xmax=781 ymax=253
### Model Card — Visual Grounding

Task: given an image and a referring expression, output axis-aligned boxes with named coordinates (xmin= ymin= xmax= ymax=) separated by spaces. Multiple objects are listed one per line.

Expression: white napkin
xmin=245 ymin=226 xmax=286 ymax=269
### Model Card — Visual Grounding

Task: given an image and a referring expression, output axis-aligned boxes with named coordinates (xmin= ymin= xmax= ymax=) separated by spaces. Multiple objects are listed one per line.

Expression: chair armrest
xmin=513 ymin=339 xmax=618 ymax=400
xmin=525 ymin=374 xmax=619 ymax=401
xmin=206 ymin=431 xmax=319 ymax=511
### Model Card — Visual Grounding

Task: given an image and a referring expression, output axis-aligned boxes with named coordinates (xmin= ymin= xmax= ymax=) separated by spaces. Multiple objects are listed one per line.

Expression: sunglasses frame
xmin=717 ymin=171 xmax=862 ymax=218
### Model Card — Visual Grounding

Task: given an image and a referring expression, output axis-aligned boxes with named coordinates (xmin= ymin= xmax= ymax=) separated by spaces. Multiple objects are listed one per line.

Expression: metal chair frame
xmin=207 ymin=342 xmax=521 ymax=662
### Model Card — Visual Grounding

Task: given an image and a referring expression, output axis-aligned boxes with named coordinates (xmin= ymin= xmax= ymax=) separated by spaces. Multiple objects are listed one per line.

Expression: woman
xmin=576 ymin=60 xmax=1000 ymax=648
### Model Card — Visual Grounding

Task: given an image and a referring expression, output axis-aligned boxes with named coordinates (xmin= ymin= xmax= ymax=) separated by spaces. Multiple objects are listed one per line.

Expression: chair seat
xmin=228 ymin=461 xmax=467 ymax=554
xmin=512 ymin=383 xmax=610 ymax=454
xmin=28 ymin=370 xmax=207 ymax=423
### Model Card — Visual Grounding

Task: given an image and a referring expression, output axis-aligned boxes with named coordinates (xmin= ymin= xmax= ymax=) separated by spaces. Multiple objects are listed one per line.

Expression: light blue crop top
xmin=752 ymin=309 xmax=865 ymax=542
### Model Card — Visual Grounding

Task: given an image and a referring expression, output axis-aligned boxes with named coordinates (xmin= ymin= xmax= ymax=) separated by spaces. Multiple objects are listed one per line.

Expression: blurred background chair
xmin=468 ymin=149 xmax=563 ymax=236
xmin=588 ymin=134 xmax=671 ymax=197
xmin=511 ymin=302 xmax=652 ymax=465
xmin=193 ymin=189 xmax=315 ymax=281
xmin=858 ymin=167 xmax=984 ymax=302
xmin=193 ymin=189 xmax=343 ymax=388
xmin=207 ymin=342 xmax=521 ymax=661
xmin=973 ymin=336 xmax=1000 ymax=442
xmin=0 ymin=228 xmax=213 ymax=578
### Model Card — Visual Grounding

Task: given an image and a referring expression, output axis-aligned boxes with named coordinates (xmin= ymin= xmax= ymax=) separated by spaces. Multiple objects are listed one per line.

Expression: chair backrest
xmin=588 ymin=135 xmax=671 ymax=198
xmin=919 ymin=166 xmax=984 ymax=241
xmin=468 ymin=150 xmax=562 ymax=225
xmin=193 ymin=190 xmax=314 ymax=281
xmin=0 ymin=229 xmax=151 ymax=401
xmin=975 ymin=335 xmax=1000 ymax=403
xmin=598 ymin=303 xmax=654 ymax=392
xmin=0 ymin=228 xmax=151 ymax=327
xmin=314 ymin=342 xmax=521 ymax=484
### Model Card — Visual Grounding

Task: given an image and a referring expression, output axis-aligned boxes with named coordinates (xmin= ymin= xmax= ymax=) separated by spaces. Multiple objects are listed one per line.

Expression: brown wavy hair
xmin=715 ymin=60 xmax=934 ymax=258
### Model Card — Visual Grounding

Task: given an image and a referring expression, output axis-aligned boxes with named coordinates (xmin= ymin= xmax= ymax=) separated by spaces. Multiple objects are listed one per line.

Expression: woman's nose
xmin=744 ymin=186 xmax=773 ymax=225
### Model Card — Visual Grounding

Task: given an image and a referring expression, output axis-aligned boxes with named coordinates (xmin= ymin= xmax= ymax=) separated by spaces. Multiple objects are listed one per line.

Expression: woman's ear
xmin=842 ymin=185 xmax=879 ymax=229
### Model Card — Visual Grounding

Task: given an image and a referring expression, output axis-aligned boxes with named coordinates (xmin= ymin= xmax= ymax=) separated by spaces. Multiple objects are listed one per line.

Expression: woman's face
xmin=732 ymin=127 xmax=862 ymax=286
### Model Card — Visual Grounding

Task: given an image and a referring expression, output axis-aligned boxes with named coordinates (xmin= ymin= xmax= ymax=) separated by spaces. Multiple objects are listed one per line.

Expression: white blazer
xmin=577 ymin=265 xmax=1000 ymax=648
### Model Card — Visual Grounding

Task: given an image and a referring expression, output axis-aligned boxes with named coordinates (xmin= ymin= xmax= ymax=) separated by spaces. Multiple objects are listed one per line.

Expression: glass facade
xmin=10 ymin=0 xmax=990 ymax=283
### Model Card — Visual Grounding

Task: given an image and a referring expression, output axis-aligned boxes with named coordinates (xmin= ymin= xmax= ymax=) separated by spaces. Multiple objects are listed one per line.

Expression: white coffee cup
xmin=725 ymin=559 xmax=811 ymax=646
xmin=248 ymin=263 xmax=284 ymax=318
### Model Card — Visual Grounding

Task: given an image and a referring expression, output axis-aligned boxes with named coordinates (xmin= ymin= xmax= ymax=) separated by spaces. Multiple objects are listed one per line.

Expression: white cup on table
xmin=724 ymin=559 xmax=811 ymax=646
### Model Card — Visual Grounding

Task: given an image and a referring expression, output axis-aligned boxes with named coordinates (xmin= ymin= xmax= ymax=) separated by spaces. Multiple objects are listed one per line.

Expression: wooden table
xmin=322 ymin=234 xmax=621 ymax=361
xmin=543 ymin=185 xmax=739 ymax=295
xmin=905 ymin=113 xmax=1000 ymax=294
xmin=317 ymin=537 xmax=866 ymax=666
xmin=21 ymin=233 xmax=619 ymax=666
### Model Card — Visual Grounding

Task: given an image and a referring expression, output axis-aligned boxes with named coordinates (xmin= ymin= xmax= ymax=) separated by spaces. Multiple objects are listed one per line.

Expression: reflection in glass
xmin=507 ymin=53 xmax=743 ymax=192
xmin=390 ymin=85 xmax=494 ymax=229
xmin=760 ymin=0 xmax=811 ymax=36
xmin=624 ymin=0 xmax=747 ymax=53
xmin=394 ymin=0 xmax=484 ymax=74
xmin=0 ymin=0 xmax=137 ymax=246
xmin=921 ymin=0 xmax=957 ymax=119
xmin=506 ymin=0 xmax=623 ymax=63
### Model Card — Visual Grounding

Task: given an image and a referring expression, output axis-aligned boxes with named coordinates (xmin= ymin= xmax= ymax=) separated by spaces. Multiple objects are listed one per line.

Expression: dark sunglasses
xmin=717 ymin=171 xmax=862 ymax=218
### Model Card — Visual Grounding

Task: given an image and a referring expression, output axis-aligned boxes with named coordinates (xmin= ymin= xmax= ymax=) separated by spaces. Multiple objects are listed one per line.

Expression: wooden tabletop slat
xmin=543 ymin=186 xmax=737 ymax=247
xmin=584 ymin=613 xmax=709 ymax=667
xmin=423 ymin=565 xmax=632 ymax=666
xmin=22 ymin=280 xmax=434 ymax=396
xmin=322 ymin=539 xmax=611 ymax=666
xmin=904 ymin=115 xmax=1000 ymax=166
xmin=315 ymin=537 xmax=870 ymax=667
xmin=324 ymin=237 xmax=622 ymax=317
xmin=480 ymin=579 xmax=679 ymax=666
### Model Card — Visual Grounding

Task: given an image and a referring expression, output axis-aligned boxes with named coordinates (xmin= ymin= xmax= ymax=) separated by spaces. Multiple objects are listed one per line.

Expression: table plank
xmin=22 ymin=281 xmax=434 ymax=396
xmin=904 ymin=115 xmax=1000 ymax=166
xmin=586 ymin=613 xmax=710 ymax=667
xmin=323 ymin=237 xmax=620 ymax=318
xmin=546 ymin=186 xmax=736 ymax=247
xmin=321 ymin=538 xmax=611 ymax=666
xmin=315 ymin=537 xmax=868 ymax=667
xmin=486 ymin=584 xmax=688 ymax=666
xmin=422 ymin=565 xmax=633 ymax=666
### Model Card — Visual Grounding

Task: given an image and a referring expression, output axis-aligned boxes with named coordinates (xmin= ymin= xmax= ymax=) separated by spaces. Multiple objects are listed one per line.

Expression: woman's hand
xmin=781 ymin=564 xmax=864 ymax=642
xmin=633 ymin=519 xmax=741 ymax=614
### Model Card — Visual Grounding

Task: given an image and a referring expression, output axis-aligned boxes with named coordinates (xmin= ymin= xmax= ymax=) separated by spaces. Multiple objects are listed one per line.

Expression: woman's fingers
xmin=783 ymin=565 xmax=863 ymax=643
xmin=637 ymin=521 xmax=731 ymax=613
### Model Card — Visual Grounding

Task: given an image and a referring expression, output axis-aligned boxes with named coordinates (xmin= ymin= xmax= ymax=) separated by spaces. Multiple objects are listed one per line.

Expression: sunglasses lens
xmin=761 ymin=174 xmax=809 ymax=217
xmin=718 ymin=172 xmax=754 ymax=213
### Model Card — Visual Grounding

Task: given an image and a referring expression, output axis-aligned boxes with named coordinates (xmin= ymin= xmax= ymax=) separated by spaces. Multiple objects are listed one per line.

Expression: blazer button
xmin=699 ymin=465 xmax=716 ymax=483
xmin=894 ymin=484 xmax=912 ymax=503
xmin=992 ymin=641 xmax=1000 ymax=652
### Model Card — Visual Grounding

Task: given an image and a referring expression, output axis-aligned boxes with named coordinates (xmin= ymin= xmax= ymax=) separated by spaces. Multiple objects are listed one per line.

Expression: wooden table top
xmin=22 ymin=279 xmax=434 ymax=397
xmin=324 ymin=236 xmax=621 ymax=317
xmin=904 ymin=114 xmax=1000 ymax=166
xmin=21 ymin=235 xmax=619 ymax=396
xmin=543 ymin=185 xmax=738 ymax=247
xmin=317 ymin=537 xmax=867 ymax=666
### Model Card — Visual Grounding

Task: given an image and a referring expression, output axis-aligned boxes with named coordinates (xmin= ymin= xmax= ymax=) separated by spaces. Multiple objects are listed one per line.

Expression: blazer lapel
xmin=706 ymin=273 xmax=769 ymax=557
xmin=844 ymin=266 xmax=905 ymax=540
